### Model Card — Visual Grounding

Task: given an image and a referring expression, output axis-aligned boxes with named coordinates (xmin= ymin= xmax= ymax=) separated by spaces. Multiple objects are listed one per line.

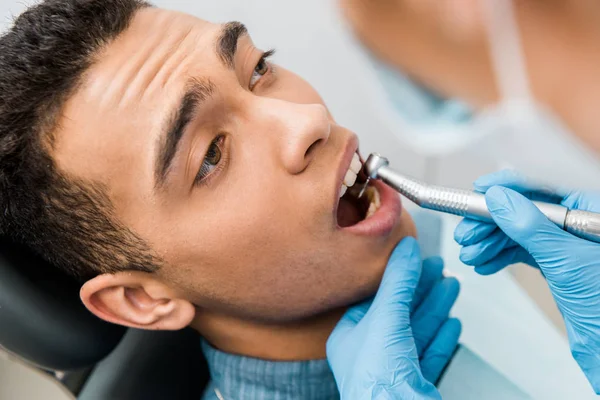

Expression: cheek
xmin=161 ymin=179 xmax=321 ymax=276
xmin=155 ymin=178 xmax=334 ymax=309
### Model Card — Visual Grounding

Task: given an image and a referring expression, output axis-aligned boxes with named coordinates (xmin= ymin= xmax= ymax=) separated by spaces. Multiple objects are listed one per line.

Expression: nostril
xmin=305 ymin=139 xmax=323 ymax=159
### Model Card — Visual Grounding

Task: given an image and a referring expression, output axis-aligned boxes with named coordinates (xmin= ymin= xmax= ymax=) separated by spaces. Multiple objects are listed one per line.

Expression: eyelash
xmin=249 ymin=49 xmax=275 ymax=90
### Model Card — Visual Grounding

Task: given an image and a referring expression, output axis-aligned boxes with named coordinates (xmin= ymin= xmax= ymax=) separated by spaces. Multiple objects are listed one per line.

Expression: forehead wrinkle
xmin=152 ymin=27 xmax=212 ymax=95
xmin=139 ymin=25 xmax=196 ymax=100
xmin=141 ymin=24 xmax=218 ymax=101
xmin=95 ymin=30 xmax=166 ymax=109
xmin=124 ymin=25 xmax=197 ymax=106
xmin=85 ymin=11 xmax=210 ymax=111
xmin=116 ymin=26 xmax=200 ymax=108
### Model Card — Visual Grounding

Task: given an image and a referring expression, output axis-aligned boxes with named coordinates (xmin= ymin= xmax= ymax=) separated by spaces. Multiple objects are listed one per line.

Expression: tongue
xmin=337 ymin=196 xmax=363 ymax=227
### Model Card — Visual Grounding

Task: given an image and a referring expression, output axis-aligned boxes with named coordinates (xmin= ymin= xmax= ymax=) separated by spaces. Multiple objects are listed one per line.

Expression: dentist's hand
xmin=454 ymin=170 xmax=600 ymax=393
xmin=327 ymin=237 xmax=461 ymax=399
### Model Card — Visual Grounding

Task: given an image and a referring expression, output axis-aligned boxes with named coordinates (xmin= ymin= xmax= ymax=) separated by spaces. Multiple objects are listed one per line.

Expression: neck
xmin=190 ymin=308 xmax=345 ymax=361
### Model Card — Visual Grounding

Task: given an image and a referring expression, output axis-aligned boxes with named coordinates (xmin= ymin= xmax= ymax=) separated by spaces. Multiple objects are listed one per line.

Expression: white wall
xmin=1 ymin=1 xmax=29 ymax=30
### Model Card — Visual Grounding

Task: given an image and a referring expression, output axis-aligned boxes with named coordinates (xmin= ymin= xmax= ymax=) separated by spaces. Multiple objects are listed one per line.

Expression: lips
xmin=341 ymin=179 xmax=402 ymax=237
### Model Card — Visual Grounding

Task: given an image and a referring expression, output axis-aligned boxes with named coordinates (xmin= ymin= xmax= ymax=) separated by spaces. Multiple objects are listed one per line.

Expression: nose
xmin=262 ymin=100 xmax=331 ymax=174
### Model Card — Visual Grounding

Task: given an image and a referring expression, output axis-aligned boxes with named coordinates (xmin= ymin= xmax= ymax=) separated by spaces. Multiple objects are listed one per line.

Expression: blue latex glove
xmin=327 ymin=237 xmax=461 ymax=399
xmin=412 ymin=255 xmax=462 ymax=383
xmin=454 ymin=169 xmax=600 ymax=393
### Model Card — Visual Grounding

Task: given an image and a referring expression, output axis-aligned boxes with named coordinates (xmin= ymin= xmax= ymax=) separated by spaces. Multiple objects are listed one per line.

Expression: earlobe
xmin=80 ymin=272 xmax=195 ymax=331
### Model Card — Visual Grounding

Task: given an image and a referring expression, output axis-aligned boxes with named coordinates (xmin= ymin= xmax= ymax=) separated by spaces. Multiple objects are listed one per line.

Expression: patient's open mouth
xmin=336 ymin=153 xmax=381 ymax=228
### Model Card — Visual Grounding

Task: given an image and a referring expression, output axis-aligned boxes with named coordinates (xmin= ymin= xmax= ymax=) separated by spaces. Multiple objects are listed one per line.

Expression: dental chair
xmin=0 ymin=237 xmax=209 ymax=399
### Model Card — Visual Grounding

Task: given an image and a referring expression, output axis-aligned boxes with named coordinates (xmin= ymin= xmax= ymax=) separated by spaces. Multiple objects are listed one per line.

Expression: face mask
xmin=365 ymin=0 xmax=600 ymax=190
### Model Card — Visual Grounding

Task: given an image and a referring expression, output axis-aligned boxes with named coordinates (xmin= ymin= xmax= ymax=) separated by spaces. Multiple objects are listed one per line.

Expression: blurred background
xmin=0 ymin=0 xmax=567 ymax=398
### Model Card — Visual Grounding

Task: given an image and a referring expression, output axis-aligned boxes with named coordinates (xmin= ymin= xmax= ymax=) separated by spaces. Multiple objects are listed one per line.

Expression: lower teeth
xmin=365 ymin=186 xmax=381 ymax=218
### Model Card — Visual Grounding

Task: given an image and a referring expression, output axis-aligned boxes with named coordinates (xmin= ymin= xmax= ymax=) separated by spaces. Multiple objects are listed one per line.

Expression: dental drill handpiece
xmin=361 ymin=153 xmax=600 ymax=244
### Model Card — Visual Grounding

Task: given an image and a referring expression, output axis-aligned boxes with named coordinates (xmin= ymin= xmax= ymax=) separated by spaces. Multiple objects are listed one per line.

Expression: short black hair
xmin=0 ymin=0 xmax=162 ymax=279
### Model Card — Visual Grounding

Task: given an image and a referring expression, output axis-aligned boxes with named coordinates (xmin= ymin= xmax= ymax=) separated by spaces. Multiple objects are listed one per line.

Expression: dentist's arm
xmin=454 ymin=170 xmax=600 ymax=393
xmin=327 ymin=237 xmax=461 ymax=399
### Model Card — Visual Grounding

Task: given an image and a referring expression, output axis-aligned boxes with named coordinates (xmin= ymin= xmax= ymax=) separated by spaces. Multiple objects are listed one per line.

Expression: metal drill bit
xmin=356 ymin=178 xmax=370 ymax=199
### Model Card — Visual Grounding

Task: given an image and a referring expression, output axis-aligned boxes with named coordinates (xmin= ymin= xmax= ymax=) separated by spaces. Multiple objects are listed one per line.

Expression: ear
xmin=80 ymin=271 xmax=195 ymax=330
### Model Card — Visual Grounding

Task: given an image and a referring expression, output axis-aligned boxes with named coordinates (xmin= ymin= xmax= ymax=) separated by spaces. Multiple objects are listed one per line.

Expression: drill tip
xmin=356 ymin=178 xmax=370 ymax=199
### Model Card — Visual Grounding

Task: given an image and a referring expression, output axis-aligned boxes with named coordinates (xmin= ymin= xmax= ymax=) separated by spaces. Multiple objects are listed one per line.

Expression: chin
xmin=360 ymin=210 xmax=417 ymax=298
xmin=394 ymin=209 xmax=417 ymax=241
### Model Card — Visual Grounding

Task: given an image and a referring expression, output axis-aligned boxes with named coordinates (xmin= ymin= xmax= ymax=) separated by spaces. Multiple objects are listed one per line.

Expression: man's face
xmin=54 ymin=8 xmax=415 ymax=322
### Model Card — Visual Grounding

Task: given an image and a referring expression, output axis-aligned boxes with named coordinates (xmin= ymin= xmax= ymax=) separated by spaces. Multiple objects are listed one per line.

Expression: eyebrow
xmin=154 ymin=22 xmax=248 ymax=189
xmin=217 ymin=21 xmax=248 ymax=69
xmin=155 ymin=78 xmax=215 ymax=189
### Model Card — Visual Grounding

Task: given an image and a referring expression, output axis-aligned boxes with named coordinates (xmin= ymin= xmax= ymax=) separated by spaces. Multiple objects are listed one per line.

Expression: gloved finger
xmin=474 ymin=170 xmax=566 ymax=201
xmin=412 ymin=256 xmax=444 ymax=312
xmin=454 ymin=218 xmax=497 ymax=246
xmin=412 ymin=277 xmax=460 ymax=356
xmin=371 ymin=237 xmax=421 ymax=317
xmin=473 ymin=247 xmax=537 ymax=275
xmin=459 ymin=229 xmax=515 ymax=266
xmin=561 ymin=190 xmax=600 ymax=213
xmin=485 ymin=186 xmax=578 ymax=264
xmin=328 ymin=298 xmax=372 ymax=346
xmin=341 ymin=298 xmax=372 ymax=326
xmin=420 ymin=318 xmax=462 ymax=384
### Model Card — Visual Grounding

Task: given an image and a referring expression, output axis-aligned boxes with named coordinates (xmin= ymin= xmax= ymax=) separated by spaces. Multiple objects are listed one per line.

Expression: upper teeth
xmin=340 ymin=153 xmax=362 ymax=198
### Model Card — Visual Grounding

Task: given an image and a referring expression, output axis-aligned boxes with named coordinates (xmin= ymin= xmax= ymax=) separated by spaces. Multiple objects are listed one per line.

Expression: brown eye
xmin=249 ymin=49 xmax=275 ymax=89
xmin=255 ymin=58 xmax=269 ymax=75
xmin=205 ymin=141 xmax=221 ymax=165
xmin=195 ymin=136 xmax=225 ymax=185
